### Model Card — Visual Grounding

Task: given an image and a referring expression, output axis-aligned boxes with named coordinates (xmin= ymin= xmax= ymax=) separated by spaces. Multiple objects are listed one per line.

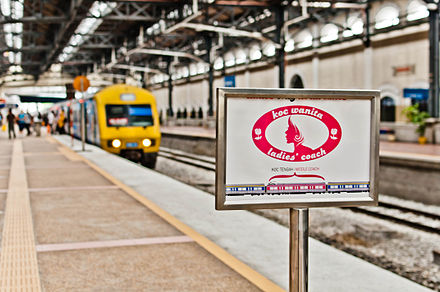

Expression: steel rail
xmin=158 ymin=150 xmax=215 ymax=171
xmin=378 ymin=201 xmax=440 ymax=221
xmin=348 ymin=207 xmax=440 ymax=235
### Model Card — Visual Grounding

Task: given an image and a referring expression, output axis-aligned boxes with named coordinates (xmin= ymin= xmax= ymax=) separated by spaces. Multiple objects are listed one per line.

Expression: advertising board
xmin=216 ymin=88 xmax=380 ymax=210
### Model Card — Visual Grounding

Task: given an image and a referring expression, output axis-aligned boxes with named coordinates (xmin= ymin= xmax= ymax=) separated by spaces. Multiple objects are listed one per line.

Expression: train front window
xmin=128 ymin=105 xmax=153 ymax=126
xmin=106 ymin=104 xmax=153 ymax=127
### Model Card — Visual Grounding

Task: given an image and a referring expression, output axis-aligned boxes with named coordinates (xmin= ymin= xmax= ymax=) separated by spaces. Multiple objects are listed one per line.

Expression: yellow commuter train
xmin=65 ymin=84 xmax=161 ymax=168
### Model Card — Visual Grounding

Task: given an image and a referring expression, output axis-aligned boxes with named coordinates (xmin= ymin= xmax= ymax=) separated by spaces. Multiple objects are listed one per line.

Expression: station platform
xmin=0 ymin=134 xmax=434 ymax=291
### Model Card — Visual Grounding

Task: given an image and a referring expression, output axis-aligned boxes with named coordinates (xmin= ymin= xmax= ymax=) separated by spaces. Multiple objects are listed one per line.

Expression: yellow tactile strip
xmin=0 ymin=141 xmax=41 ymax=292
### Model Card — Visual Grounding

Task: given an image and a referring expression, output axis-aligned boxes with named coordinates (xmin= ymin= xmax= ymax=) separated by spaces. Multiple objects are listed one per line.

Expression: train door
xmin=85 ymin=100 xmax=93 ymax=143
xmin=85 ymin=99 xmax=99 ymax=145
xmin=72 ymin=102 xmax=81 ymax=138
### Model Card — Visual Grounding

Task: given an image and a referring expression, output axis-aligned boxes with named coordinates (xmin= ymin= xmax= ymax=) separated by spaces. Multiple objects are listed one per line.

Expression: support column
xmin=429 ymin=4 xmax=439 ymax=117
xmin=364 ymin=47 xmax=373 ymax=89
xmin=166 ymin=59 xmax=174 ymax=117
xmin=245 ymin=68 xmax=251 ymax=87
xmin=312 ymin=56 xmax=319 ymax=89
xmin=275 ymin=5 xmax=286 ymax=88
xmin=312 ymin=23 xmax=319 ymax=89
xmin=205 ymin=34 xmax=214 ymax=117
xmin=363 ymin=2 xmax=373 ymax=89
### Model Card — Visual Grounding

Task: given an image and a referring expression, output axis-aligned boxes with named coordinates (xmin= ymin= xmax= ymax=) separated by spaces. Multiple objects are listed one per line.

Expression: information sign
xmin=403 ymin=88 xmax=429 ymax=100
xmin=73 ymin=75 xmax=90 ymax=92
xmin=216 ymin=88 xmax=380 ymax=210
xmin=224 ymin=75 xmax=236 ymax=87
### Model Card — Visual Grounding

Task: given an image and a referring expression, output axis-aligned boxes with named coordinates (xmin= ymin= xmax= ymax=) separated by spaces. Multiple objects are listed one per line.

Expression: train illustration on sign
xmin=225 ymin=182 xmax=370 ymax=196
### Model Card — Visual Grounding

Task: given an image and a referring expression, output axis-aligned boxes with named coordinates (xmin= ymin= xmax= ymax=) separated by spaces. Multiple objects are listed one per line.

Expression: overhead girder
xmin=78 ymin=33 xmax=123 ymax=49
xmin=112 ymin=64 xmax=165 ymax=75
xmin=94 ymin=2 xmax=158 ymax=22
xmin=0 ymin=45 xmax=51 ymax=53
xmin=0 ymin=16 xmax=66 ymax=25
xmin=62 ymin=51 xmax=99 ymax=65
xmin=129 ymin=48 xmax=208 ymax=64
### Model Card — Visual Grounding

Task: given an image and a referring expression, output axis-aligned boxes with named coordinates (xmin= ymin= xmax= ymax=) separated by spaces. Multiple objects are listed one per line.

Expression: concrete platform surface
xmin=56 ymin=135 xmax=434 ymax=292
xmin=0 ymin=136 xmax=266 ymax=291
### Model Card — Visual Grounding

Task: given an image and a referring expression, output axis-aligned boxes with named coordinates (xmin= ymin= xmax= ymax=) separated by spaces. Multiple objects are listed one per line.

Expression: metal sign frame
xmin=215 ymin=88 xmax=380 ymax=210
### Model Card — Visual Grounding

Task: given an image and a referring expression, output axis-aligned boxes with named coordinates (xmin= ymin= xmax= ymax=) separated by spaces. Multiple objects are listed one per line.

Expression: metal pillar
xmin=80 ymin=79 xmax=86 ymax=151
xmin=429 ymin=4 xmax=440 ymax=117
xmin=205 ymin=34 xmax=214 ymax=117
xmin=363 ymin=2 xmax=373 ymax=89
xmin=275 ymin=5 xmax=285 ymax=88
xmin=363 ymin=1 xmax=371 ymax=48
xmin=80 ymin=102 xmax=85 ymax=151
xmin=290 ymin=208 xmax=309 ymax=292
xmin=166 ymin=59 xmax=174 ymax=117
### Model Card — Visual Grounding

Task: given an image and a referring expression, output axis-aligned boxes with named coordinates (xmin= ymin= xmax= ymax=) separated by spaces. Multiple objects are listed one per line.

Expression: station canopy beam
xmin=112 ymin=64 xmax=165 ymax=75
xmin=98 ymin=2 xmax=159 ymax=22
xmin=174 ymin=22 xmax=279 ymax=46
xmin=128 ymin=48 xmax=208 ymax=64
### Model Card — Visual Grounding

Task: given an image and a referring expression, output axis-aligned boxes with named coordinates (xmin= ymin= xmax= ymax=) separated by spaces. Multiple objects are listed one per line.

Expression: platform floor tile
xmin=0 ymin=141 xmax=41 ymax=291
xmin=0 ymin=193 xmax=5 ymax=243
xmin=0 ymin=144 xmax=12 ymax=157
xmin=24 ymin=152 xmax=71 ymax=167
xmin=38 ymin=243 xmax=261 ymax=292
xmin=26 ymin=167 xmax=113 ymax=189
xmin=0 ymin=170 xmax=9 ymax=190
xmin=22 ymin=139 xmax=59 ymax=153
xmin=0 ymin=157 xmax=10 ymax=169
xmin=31 ymin=189 xmax=182 ymax=244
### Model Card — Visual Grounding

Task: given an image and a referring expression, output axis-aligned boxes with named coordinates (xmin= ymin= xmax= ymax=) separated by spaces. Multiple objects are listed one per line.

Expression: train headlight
xmin=142 ymin=138 xmax=152 ymax=147
xmin=112 ymin=139 xmax=122 ymax=148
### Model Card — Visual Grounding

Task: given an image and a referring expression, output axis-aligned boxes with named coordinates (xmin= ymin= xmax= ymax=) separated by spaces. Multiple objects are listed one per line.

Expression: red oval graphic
xmin=252 ymin=106 xmax=342 ymax=162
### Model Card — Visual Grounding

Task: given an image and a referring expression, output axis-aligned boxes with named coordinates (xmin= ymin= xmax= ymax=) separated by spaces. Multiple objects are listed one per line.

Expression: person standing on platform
xmin=47 ymin=111 xmax=54 ymax=134
xmin=57 ymin=109 xmax=66 ymax=134
xmin=34 ymin=112 xmax=42 ymax=137
xmin=0 ymin=112 xmax=4 ymax=133
xmin=24 ymin=111 xmax=32 ymax=136
xmin=6 ymin=109 xmax=16 ymax=139
xmin=17 ymin=110 xmax=25 ymax=134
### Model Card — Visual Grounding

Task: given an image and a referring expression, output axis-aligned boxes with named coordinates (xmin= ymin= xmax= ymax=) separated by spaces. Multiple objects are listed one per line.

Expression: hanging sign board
xmin=224 ymin=75 xmax=236 ymax=87
xmin=215 ymin=88 xmax=380 ymax=210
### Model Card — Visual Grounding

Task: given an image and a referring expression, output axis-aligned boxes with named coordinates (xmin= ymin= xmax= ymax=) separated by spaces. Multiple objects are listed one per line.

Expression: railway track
xmin=348 ymin=204 xmax=440 ymax=235
xmin=158 ymin=147 xmax=215 ymax=171
xmin=157 ymin=148 xmax=440 ymax=235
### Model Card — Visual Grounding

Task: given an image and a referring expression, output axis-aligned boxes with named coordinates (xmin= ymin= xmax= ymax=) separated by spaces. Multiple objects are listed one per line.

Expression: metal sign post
xmin=290 ymin=208 xmax=309 ymax=292
xmin=80 ymin=100 xmax=85 ymax=151
xmin=215 ymin=88 xmax=380 ymax=292
xmin=73 ymin=75 xmax=90 ymax=152
xmin=80 ymin=79 xmax=86 ymax=151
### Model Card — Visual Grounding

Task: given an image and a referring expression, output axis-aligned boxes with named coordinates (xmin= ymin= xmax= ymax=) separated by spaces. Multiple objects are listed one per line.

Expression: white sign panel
xmin=216 ymin=88 xmax=380 ymax=210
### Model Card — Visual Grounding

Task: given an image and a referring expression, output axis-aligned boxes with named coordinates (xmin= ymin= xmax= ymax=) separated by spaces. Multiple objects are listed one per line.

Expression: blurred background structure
xmin=0 ymin=0 xmax=438 ymax=130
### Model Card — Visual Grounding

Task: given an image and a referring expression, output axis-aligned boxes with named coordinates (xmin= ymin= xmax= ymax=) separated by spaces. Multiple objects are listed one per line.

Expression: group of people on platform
xmin=0 ymin=108 xmax=66 ymax=139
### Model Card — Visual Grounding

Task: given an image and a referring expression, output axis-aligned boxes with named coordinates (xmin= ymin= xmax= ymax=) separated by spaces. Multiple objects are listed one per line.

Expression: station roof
xmin=0 ymin=0 xmax=429 ymax=86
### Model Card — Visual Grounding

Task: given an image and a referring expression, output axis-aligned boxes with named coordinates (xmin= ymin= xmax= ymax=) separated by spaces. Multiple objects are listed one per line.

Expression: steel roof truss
xmin=79 ymin=33 xmax=121 ymax=49
xmin=99 ymin=2 xmax=157 ymax=22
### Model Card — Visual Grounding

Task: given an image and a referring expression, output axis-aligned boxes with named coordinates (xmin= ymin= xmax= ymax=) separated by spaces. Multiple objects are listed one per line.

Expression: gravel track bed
xmin=155 ymin=155 xmax=440 ymax=291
